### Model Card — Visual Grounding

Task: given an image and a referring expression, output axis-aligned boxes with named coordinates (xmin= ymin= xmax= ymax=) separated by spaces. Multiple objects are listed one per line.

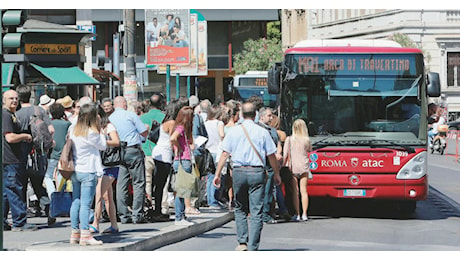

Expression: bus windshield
xmin=233 ymin=86 xmax=277 ymax=108
xmin=281 ymin=53 xmax=425 ymax=142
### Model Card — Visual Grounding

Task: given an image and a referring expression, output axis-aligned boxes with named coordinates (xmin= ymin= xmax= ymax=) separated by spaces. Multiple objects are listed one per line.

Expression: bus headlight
xmin=396 ymin=151 xmax=427 ymax=180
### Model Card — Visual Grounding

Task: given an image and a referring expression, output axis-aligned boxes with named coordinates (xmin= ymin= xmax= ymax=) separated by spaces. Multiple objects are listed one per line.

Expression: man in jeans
xmin=213 ymin=102 xmax=281 ymax=251
xmin=109 ymin=96 xmax=149 ymax=224
xmin=2 ymin=89 xmax=37 ymax=231
xmin=258 ymin=107 xmax=282 ymax=224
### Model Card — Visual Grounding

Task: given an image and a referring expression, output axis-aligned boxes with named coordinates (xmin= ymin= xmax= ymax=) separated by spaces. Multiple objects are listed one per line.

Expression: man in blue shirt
xmin=109 ymin=96 xmax=148 ymax=224
xmin=213 ymin=101 xmax=281 ymax=251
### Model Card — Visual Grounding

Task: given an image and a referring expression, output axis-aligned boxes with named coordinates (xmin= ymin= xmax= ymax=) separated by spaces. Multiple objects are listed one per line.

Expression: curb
xmin=26 ymin=211 xmax=234 ymax=251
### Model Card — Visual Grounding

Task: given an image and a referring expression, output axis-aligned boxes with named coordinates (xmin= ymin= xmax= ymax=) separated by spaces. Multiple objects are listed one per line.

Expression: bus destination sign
xmin=239 ymin=77 xmax=268 ymax=87
xmin=296 ymin=56 xmax=412 ymax=74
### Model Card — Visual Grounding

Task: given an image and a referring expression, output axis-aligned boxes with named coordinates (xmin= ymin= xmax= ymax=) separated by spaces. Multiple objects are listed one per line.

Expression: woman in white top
xmin=69 ymin=103 xmax=107 ymax=246
xmin=90 ymin=106 xmax=121 ymax=235
xmin=151 ymin=101 xmax=179 ymax=219
xmin=204 ymin=104 xmax=225 ymax=208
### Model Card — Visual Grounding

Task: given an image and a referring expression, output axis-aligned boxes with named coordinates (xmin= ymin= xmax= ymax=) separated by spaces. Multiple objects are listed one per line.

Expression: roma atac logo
xmin=351 ymin=157 xmax=359 ymax=168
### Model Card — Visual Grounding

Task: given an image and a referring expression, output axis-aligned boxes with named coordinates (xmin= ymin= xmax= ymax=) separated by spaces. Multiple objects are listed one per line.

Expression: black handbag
xmin=101 ymin=141 xmax=127 ymax=166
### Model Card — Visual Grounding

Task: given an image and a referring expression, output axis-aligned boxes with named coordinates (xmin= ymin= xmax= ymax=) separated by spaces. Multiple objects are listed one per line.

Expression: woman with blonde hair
xmin=69 ymin=103 xmax=107 ymax=245
xmin=283 ymin=119 xmax=312 ymax=221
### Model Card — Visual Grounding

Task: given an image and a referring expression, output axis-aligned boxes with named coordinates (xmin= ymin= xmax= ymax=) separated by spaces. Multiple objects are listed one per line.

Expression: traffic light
xmin=1 ymin=10 xmax=26 ymax=53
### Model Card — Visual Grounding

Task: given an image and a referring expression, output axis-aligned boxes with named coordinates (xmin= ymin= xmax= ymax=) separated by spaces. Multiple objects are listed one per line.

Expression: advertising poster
xmin=145 ymin=9 xmax=190 ymax=66
xmin=197 ymin=19 xmax=208 ymax=76
xmin=157 ymin=13 xmax=198 ymax=75
xmin=156 ymin=10 xmax=208 ymax=76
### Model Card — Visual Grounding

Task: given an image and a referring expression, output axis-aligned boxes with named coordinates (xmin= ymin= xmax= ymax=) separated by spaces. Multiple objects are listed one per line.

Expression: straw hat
xmin=57 ymin=95 xmax=74 ymax=109
xmin=38 ymin=94 xmax=55 ymax=108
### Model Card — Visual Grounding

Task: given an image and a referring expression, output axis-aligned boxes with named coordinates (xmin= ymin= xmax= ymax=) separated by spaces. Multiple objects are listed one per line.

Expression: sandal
xmin=89 ymin=225 xmax=99 ymax=234
xmin=185 ymin=207 xmax=200 ymax=215
xmin=102 ymin=226 xmax=119 ymax=234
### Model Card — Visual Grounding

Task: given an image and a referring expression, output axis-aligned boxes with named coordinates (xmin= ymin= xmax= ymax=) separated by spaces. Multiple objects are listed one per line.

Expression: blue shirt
xmin=221 ymin=119 xmax=277 ymax=167
xmin=109 ymin=107 xmax=147 ymax=146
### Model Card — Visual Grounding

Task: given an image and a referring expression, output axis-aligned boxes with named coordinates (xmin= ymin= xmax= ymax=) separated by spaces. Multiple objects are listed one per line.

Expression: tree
xmin=233 ymin=37 xmax=283 ymax=75
xmin=233 ymin=21 xmax=283 ymax=75
xmin=388 ymin=33 xmax=432 ymax=67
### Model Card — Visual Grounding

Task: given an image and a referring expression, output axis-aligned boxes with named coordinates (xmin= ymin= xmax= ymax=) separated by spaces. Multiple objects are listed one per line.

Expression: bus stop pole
xmin=176 ymin=73 xmax=180 ymax=100
xmin=166 ymin=65 xmax=170 ymax=103
xmin=187 ymin=76 xmax=190 ymax=98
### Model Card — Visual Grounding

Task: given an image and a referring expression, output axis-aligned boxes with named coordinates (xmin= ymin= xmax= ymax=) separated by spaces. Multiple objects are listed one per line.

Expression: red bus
xmin=268 ymin=40 xmax=441 ymax=213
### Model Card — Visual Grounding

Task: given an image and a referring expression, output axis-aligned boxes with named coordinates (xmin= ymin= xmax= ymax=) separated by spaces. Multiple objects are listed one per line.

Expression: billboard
xmin=145 ymin=9 xmax=190 ymax=66
xmin=156 ymin=9 xmax=208 ymax=76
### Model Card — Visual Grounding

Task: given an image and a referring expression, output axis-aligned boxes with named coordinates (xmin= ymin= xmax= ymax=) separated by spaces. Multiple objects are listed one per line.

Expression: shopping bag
xmin=50 ymin=178 xmax=72 ymax=218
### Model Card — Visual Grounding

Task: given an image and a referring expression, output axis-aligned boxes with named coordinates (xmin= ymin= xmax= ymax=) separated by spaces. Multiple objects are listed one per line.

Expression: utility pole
xmin=123 ymin=9 xmax=137 ymax=106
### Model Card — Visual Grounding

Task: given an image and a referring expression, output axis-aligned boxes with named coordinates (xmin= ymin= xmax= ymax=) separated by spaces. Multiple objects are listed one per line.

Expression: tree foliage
xmin=233 ymin=22 xmax=283 ymax=75
xmin=388 ymin=33 xmax=431 ymax=65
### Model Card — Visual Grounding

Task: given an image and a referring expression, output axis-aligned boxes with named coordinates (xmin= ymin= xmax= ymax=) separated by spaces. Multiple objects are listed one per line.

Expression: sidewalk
xmin=3 ymin=207 xmax=234 ymax=251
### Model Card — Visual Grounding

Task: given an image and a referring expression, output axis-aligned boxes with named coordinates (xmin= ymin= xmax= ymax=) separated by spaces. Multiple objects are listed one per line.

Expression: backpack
xmin=29 ymin=106 xmax=53 ymax=154
xmin=147 ymin=119 xmax=161 ymax=144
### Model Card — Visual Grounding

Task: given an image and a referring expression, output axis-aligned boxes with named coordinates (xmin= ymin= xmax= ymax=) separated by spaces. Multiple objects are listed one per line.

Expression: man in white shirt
xmin=146 ymin=17 xmax=161 ymax=43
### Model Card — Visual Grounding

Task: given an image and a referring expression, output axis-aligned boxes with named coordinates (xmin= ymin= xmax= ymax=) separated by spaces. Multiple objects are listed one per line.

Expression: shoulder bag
xmin=172 ymin=131 xmax=200 ymax=198
xmin=58 ymin=134 xmax=74 ymax=180
xmin=101 ymin=141 xmax=127 ymax=166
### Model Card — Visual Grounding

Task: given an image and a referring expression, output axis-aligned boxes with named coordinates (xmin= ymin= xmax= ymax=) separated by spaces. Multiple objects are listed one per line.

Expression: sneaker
xmin=174 ymin=219 xmax=194 ymax=226
xmin=47 ymin=216 xmax=56 ymax=226
xmin=3 ymin=223 xmax=12 ymax=231
xmin=235 ymin=243 xmax=248 ymax=251
xmin=132 ymin=217 xmax=148 ymax=224
xmin=264 ymin=218 xmax=277 ymax=224
xmin=12 ymin=223 xmax=38 ymax=232
xmin=291 ymin=215 xmax=299 ymax=222
xmin=301 ymin=215 xmax=309 ymax=221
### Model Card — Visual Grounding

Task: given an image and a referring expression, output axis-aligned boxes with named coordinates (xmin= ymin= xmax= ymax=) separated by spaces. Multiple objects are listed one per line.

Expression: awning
xmin=31 ymin=63 xmax=101 ymax=85
xmin=2 ymin=63 xmax=15 ymax=91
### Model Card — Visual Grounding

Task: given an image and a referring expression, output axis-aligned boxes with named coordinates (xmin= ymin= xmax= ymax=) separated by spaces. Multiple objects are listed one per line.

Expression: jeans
xmin=116 ymin=146 xmax=146 ymax=223
xmin=173 ymin=159 xmax=191 ymax=221
xmin=275 ymin=184 xmax=288 ymax=214
xmin=206 ymin=153 xmax=220 ymax=207
xmin=3 ymin=164 xmax=27 ymax=227
xmin=262 ymin=168 xmax=275 ymax=221
xmin=232 ymin=167 xmax=266 ymax=251
xmin=153 ymin=159 xmax=171 ymax=215
xmin=70 ymin=171 xmax=97 ymax=230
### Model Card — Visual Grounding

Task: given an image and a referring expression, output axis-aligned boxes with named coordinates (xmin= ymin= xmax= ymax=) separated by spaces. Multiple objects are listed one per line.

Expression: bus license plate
xmin=343 ymin=189 xmax=366 ymax=197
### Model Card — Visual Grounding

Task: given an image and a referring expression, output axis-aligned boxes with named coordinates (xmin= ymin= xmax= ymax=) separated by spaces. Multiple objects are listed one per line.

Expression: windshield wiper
xmin=312 ymin=138 xmax=416 ymax=153
xmin=366 ymin=139 xmax=416 ymax=153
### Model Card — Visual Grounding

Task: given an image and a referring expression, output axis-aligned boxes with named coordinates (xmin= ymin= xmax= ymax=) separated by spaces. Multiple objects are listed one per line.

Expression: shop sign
xmin=25 ymin=44 xmax=77 ymax=55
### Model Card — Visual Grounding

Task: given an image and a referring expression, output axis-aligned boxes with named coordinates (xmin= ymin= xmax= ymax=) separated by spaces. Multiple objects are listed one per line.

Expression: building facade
xmin=5 ymin=9 xmax=279 ymax=104
xmin=282 ymin=9 xmax=460 ymax=121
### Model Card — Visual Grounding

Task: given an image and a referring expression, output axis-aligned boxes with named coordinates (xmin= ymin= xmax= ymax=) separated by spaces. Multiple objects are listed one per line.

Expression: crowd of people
xmin=3 ymin=88 xmax=314 ymax=250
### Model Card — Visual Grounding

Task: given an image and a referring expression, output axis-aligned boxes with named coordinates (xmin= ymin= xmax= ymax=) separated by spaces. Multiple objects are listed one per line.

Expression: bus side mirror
xmin=268 ymin=62 xmax=281 ymax=94
xmin=427 ymin=72 xmax=441 ymax=97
